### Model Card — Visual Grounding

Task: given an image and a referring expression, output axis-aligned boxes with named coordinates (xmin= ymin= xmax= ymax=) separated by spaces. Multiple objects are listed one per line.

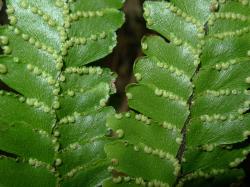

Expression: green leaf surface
xmin=179 ymin=169 xmax=244 ymax=187
xmin=183 ymin=146 xmax=250 ymax=174
xmin=0 ymin=158 xmax=56 ymax=187
xmin=69 ymin=0 xmax=124 ymax=11
xmin=105 ymin=0 xmax=250 ymax=186
xmin=128 ymin=83 xmax=189 ymax=129
xmin=0 ymin=0 xmax=124 ymax=186
xmin=105 ymin=142 xmax=177 ymax=187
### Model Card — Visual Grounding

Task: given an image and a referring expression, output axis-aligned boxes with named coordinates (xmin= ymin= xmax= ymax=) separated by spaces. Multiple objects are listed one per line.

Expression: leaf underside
xmin=105 ymin=0 xmax=250 ymax=186
xmin=0 ymin=0 xmax=124 ymax=186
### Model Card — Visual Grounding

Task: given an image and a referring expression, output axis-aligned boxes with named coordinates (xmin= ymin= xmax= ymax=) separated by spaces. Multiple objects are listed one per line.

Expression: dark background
xmin=0 ymin=0 xmax=249 ymax=185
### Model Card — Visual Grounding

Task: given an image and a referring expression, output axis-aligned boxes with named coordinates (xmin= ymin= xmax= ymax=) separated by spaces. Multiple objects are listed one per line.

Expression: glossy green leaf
xmin=105 ymin=0 xmax=250 ymax=186
xmin=0 ymin=0 xmax=124 ymax=186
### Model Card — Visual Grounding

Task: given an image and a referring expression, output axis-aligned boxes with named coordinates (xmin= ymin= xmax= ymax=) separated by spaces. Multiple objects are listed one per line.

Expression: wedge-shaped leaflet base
xmin=105 ymin=0 xmax=250 ymax=186
xmin=0 ymin=0 xmax=124 ymax=186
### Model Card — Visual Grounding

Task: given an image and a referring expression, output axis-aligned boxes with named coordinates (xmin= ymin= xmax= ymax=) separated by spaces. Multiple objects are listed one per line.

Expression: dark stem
xmin=176 ymin=20 xmax=209 ymax=182
xmin=176 ymin=60 xmax=202 ymax=179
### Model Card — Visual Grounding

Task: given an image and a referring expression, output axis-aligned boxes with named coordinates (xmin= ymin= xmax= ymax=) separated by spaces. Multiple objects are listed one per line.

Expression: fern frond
xmin=0 ymin=0 xmax=124 ymax=186
xmin=105 ymin=0 xmax=250 ymax=186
